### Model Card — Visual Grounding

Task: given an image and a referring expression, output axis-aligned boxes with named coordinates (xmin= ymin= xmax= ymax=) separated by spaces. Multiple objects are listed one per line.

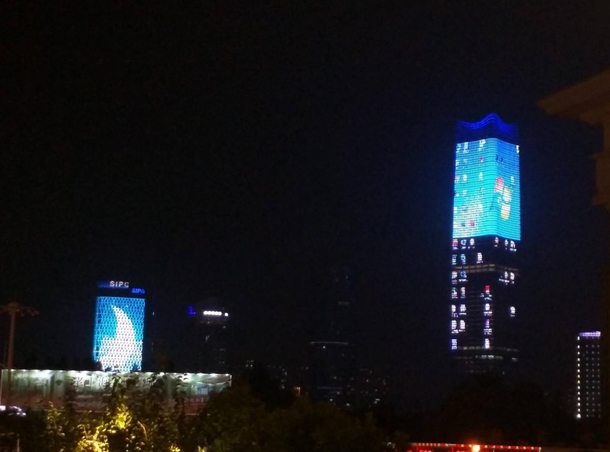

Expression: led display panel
xmin=452 ymin=138 xmax=520 ymax=240
xmin=93 ymin=296 xmax=145 ymax=372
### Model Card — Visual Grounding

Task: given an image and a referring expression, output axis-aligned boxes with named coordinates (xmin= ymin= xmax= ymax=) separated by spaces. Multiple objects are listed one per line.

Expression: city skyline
xmin=2 ymin=2 xmax=610 ymax=408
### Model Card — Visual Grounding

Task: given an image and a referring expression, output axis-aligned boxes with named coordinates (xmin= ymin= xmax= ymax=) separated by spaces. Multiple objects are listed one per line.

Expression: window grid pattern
xmin=93 ymin=296 xmax=145 ymax=372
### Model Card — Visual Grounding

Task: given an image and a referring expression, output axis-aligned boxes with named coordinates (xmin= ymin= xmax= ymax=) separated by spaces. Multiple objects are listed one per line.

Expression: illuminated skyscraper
xmin=576 ymin=331 xmax=602 ymax=419
xmin=450 ymin=114 xmax=520 ymax=375
xmin=93 ymin=281 xmax=146 ymax=372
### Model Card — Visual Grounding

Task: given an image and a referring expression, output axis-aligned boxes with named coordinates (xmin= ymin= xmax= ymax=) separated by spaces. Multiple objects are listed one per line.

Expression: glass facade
xmin=93 ymin=284 xmax=146 ymax=372
xmin=450 ymin=114 xmax=520 ymax=375
xmin=576 ymin=331 xmax=602 ymax=419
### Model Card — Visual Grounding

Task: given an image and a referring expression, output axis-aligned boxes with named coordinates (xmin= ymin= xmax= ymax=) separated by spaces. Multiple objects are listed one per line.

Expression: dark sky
xmin=3 ymin=1 xmax=610 ymax=407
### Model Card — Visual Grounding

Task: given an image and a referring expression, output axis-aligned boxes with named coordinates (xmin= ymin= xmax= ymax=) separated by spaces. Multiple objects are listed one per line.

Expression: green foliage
xmin=27 ymin=375 xmax=393 ymax=452
xmin=184 ymin=384 xmax=386 ymax=452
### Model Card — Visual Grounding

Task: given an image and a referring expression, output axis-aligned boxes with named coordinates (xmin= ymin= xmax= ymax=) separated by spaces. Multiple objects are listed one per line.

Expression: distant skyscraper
xmin=576 ymin=331 xmax=602 ymax=419
xmin=450 ymin=113 xmax=520 ymax=376
xmin=93 ymin=281 xmax=146 ymax=372
xmin=308 ymin=265 xmax=354 ymax=402
xmin=188 ymin=297 xmax=229 ymax=373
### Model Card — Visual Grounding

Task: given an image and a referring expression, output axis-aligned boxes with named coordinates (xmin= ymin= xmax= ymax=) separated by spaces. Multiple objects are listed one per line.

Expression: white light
xmin=203 ymin=311 xmax=223 ymax=316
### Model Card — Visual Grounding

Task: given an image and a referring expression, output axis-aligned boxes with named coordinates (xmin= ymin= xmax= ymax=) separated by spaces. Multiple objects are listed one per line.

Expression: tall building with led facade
xmin=93 ymin=281 xmax=146 ymax=372
xmin=450 ymin=113 xmax=520 ymax=375
xmin=576 ymin=331 xmax=602 ymax=420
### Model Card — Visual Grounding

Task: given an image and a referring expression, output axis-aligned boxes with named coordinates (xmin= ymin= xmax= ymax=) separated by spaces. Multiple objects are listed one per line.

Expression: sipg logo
xmin=110 ymin=281 xmax=129 ymax=288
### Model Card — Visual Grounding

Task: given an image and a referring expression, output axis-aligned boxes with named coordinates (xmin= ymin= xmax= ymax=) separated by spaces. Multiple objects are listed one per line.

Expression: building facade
xmin=93 ymin=281 xmax=146 ymax=372
xmin=576 ymin=331 xmax=602 ymax=420
xmin=308 ymin=265 xmax=355 ymax=402
xmin=450 ymin=114 xmax=520 ymax=376
xmin=187 ymin=297 xmax=230 ymax=373
xmin=3 ymin=369 xmax=230 ymax=414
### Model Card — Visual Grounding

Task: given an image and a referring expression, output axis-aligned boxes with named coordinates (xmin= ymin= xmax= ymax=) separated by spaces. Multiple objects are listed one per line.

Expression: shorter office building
xmin=188 ymin=298 xmax=230 ymax=373
xmin=576 ymin=331 xmax=602 ymax=419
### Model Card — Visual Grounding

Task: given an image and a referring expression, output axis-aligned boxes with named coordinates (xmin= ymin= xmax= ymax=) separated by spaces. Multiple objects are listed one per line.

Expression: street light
xmin=0 ymin=302 xmax=39 ymax=405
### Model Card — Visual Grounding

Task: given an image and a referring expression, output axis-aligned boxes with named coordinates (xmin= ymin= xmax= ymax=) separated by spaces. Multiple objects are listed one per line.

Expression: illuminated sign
xmin=92 ymin=296 xmax=145 ymax=372
xmin=131 ymin=288 xmax=145 ymax=294
xmin=452 ymin=138 xmax=520 ymax=240
xmin=98 ymin=281 xmax=130 ymax=289
xmin=579 ymin=331 xmax=601 ymax=338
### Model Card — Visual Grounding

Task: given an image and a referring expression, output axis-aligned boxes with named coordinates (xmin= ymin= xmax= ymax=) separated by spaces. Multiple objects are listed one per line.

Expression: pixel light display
xmin=93 ymin=296 xmax=145 ymax=372
xmin=452 ymin=137 xmax=520 ymax=240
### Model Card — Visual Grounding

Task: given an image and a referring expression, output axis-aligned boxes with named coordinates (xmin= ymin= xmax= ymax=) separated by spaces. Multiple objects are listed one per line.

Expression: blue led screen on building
xmin=452 ymin=138 xmax=520 ymax=240
xmin=93 ymin=296 xmax=145 ymax=372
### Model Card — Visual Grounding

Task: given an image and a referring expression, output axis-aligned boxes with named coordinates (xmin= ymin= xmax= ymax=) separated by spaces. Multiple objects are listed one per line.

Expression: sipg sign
xmin=98 ymin=281 xmax=130 ymax=289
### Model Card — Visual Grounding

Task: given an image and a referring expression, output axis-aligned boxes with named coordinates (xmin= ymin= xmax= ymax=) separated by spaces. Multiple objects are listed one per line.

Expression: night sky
xmin=3 ymin=2 xmax=610 ymax=407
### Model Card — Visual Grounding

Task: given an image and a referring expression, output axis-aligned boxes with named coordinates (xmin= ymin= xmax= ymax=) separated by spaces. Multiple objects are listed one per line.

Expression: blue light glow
xmin=93 ymin=296 xmax=145 ymax=372
xmin=452 ymin=138 xmax=520 ymax=240
xmin=456 ymin=113 xmax=518 ymax=144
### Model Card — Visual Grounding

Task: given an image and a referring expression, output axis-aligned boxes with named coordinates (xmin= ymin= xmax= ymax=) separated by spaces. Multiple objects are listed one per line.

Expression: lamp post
xmin=0 ymin=302 xmax=39 ymax=405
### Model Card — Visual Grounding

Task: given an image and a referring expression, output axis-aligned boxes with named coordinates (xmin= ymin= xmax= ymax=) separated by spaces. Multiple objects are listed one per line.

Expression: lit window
xmin=451 ymin=305 xmax=456 ymax=313
xmin=476 ymin=252 xmax=483 ymax=263
xmin=451 ymin=339 xmax=457 ymax=350
xmin=484 ymin=339 xmax=490 ymax=349
xmin=460 ymin=304 xmax=466 ymax=313
xmin=510 ymin=306 xmax=516 ymax=317
xmin=459 ymin=320 xmax=465 ymax=330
